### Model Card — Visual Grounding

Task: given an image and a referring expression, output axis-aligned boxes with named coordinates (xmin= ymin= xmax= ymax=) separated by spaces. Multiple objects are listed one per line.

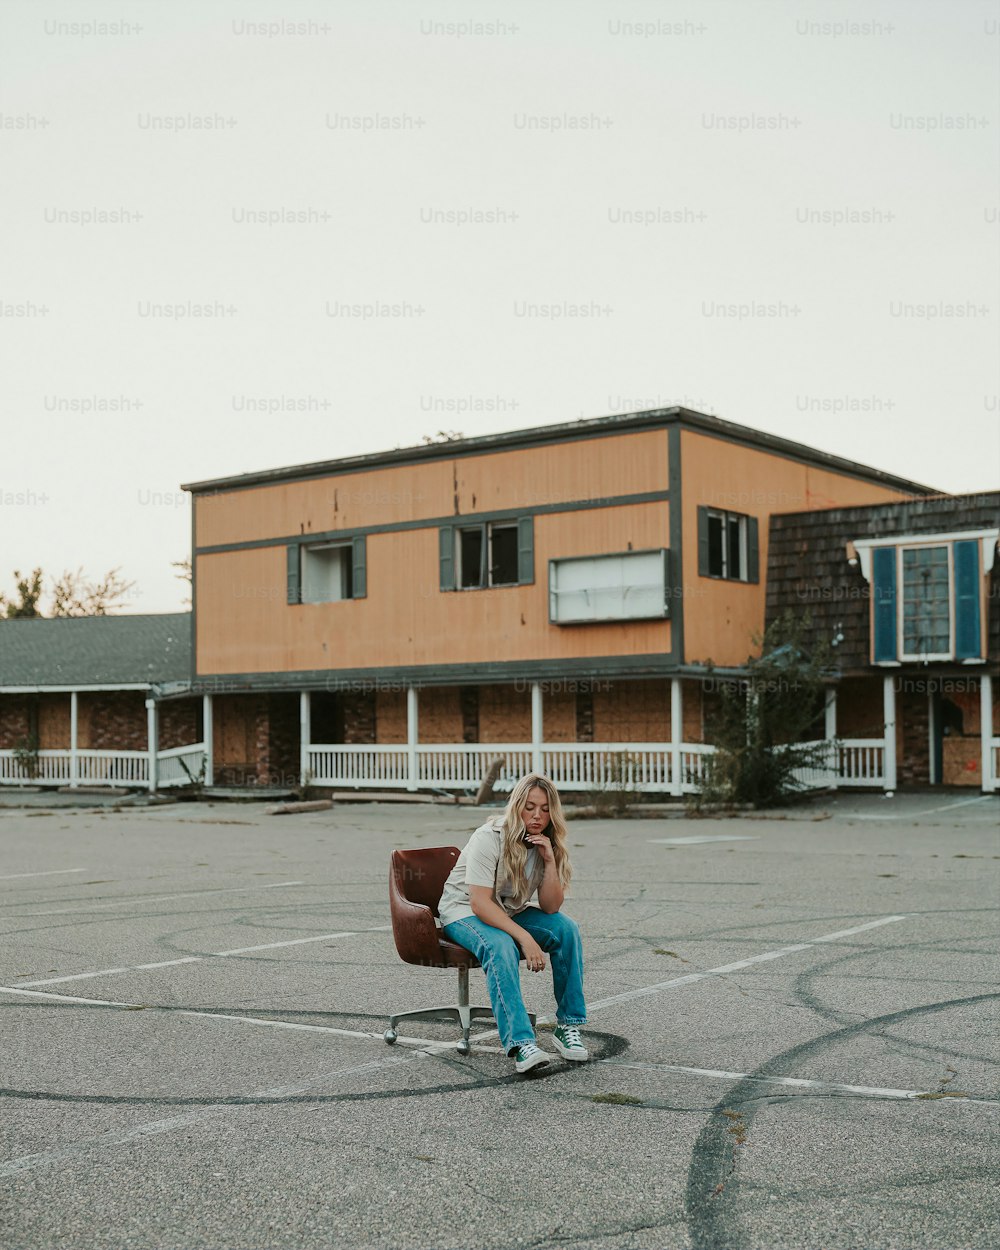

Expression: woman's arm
xmin=535 ymin=857 xmax=564 ymax=913
xmin=469 ymin=885 xmax=546 ymax=971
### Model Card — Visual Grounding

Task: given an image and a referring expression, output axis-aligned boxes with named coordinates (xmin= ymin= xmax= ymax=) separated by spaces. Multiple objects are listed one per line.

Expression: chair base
xmin=385 ymin=965 xmax=536 ymax=1055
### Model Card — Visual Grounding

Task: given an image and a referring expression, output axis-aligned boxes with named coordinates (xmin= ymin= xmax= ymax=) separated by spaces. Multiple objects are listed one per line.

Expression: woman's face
xmin=521 ymin=785 xmax=551 ymax=835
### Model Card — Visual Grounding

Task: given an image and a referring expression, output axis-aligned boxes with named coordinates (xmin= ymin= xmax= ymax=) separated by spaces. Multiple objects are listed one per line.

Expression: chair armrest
xmin=389 ymin=887 xmax=445 ymax=966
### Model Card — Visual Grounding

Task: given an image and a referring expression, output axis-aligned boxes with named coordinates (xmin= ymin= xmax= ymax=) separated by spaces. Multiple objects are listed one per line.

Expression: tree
xmin=50 ymin=567 xmax=136 ymax=616
xmin=0 ymin=567 xmax=136 ymax=618
xmin=172 ymin=558 xmax=192 ymax=607
xmin=0 ymin=569 xmax=44 ymax=618
xmin=697 ymin=612 xmax=834 ymax=809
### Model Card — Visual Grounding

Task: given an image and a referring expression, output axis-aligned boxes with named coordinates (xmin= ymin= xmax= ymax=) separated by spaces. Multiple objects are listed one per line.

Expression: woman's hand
xmin=525 ymin=832 xmax=555 ymax=865
xmin=519 ymin=937 xmax=547 ymax=972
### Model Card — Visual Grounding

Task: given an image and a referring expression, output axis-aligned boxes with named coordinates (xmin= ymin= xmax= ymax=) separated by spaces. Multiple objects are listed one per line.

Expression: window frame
xmin=452 ymin=519 xmax=525 ymax=590
xmin=442 ymin=517 xmax=535 ymax=595
xmin=288 ymin=534 xmax=367 ymax=605
xmin=853 ymin=528 xmax=996 ymax=666
xmin=548 ymin=548 xmax=672 ymax=625
xmin=897 ymin=541 xmax=954 ymax=662
xmin=698 ymin=506 xmax=758 ymax=584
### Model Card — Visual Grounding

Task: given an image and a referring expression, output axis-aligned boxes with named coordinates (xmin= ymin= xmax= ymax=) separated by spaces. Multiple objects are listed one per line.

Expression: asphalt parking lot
xmin=1 ymin=791 xmax=998 ymax=1250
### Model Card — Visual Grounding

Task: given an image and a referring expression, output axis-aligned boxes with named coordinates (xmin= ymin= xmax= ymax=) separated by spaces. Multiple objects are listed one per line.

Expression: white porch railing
xmin=0 ymin=750 xmax=73 ymax=786
xmin=157 ymin=743 xmax=207 ymax=788
xmin=420 ymin=746 xmax=534 ymax=791
xmin=307 ymin=738 xmax=897 ymax=796
xmin=77 ymin=749 xmax=149 ymax=785
xmin=309 ymin=742 xmax=705 ymax=795
xmin=308 ymin=745 xmax=410 ymax=788
xmin=837 ymin=739 xmax=886 ymax=787
xmin=0 ymin=743 xmax=205 ymax=790
xmin=987 ymin=738 xmax=1000 ymax=793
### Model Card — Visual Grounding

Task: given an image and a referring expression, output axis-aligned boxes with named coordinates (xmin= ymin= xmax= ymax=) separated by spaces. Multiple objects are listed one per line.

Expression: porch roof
xmin=0 ymin=613 xmax=191 ymax=690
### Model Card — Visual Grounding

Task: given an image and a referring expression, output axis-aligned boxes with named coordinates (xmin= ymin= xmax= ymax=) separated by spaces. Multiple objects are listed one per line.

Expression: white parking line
xmin=0 ymin=869 xmax=86 ymax=881
xmin=464 ymin=915 xmax=909 ymax=1045
xmin=585 ymin=915 xmax=908 ymax=1012
xmin=599 ymin=1059 xmax=1000 ymax=1107
xmin=648 ymin=835 xmax=759 ymax=845
xmin=10 ymin=927 xmax=393 ymax=988
xmin=862 ymin=796 xmax=995 ymax=820
xmin=16 ymin=881 xmax=305 ymax=916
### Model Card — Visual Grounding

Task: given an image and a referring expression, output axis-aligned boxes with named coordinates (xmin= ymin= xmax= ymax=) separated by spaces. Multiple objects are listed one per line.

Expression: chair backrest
xmin=390 ymin=846 xmax=460 ymax=914
xmin=388 ymin=846 xmax=462 ymax=967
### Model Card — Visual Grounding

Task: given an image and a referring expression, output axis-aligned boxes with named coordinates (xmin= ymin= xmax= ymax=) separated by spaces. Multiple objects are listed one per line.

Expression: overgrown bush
xmin=696 ymin=613 xmax=835 ymax=809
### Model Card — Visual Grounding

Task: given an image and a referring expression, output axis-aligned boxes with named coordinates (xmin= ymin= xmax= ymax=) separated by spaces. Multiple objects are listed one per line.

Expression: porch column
xmin=824 ymin=687 xmax=837 ymax=788
xmin=670 ymin=678 xmax=682 ymax=797
xmin=69 ymin=691 xmax=79 ymax=789
xmin=146 ymin=698 xmax=159 ymax=793
xmin=299 ymin=691 xmax=310 ymax=788
xmin=202 ymin=693 xmax=214 ymax=787
xmin=882 ymin=675 xmax=897 ymax=793
xmin=531 ymin=682 xmax=544 ymax=774
xmin=406 ymin=685 xmax=418 ymax=792
xmin=981 ymin=674 xmax=995 ymax=793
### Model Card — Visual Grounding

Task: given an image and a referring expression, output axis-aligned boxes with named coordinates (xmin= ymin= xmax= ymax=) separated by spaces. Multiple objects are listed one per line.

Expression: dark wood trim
xmin=194 ymin=490 xmax=671 ymax=556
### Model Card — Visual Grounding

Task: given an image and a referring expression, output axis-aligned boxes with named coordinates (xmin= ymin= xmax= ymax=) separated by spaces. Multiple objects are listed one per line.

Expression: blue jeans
xmin=442 ymin=907 xmax=587 ymax=1054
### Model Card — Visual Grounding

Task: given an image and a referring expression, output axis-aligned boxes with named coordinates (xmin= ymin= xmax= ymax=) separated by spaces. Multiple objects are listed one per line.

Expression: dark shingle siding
xmin=766 ymin=495 xmax=1000 ymax=673
xmin=0 ymin=613 xmax=191 ymax=687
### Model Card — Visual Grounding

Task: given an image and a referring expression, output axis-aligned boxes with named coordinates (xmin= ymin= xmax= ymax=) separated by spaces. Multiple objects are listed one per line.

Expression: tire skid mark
xmin=684 ymin=992 xmax=999 ymax=1250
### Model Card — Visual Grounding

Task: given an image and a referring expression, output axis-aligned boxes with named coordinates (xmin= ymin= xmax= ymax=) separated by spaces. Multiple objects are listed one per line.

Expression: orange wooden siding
xmin=680 ymin=430 xmax=919 ymax=667
xmin=195 ymin=500 xmax=672 ymax=675
xmin=194 ymin=430 xmax=669 ymax=549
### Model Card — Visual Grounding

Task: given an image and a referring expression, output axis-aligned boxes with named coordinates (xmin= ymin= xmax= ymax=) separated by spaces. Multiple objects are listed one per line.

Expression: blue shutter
xmin=953 ymin=540 xmax=981 ymax=659
xmin=439 ymin=527 xmax=455 ymax=591
xmin=872 ymin=546 xmax=897 ymax=662
xmin=351 ymin=536 xmax=367 ymax=600
xmin=517 ymin=516 xmax=534 ymax=585
xmin=286 ymin=544 xmax=301 ymax=605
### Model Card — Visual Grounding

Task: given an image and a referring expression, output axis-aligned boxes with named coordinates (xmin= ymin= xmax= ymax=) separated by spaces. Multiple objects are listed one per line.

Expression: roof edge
xmin=181 ymin=406 xmax=940 ymax=497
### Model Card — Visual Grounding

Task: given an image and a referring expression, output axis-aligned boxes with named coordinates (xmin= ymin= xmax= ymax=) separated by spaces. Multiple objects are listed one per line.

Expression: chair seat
xmin=436 ymin=936 xmax=482 ymax=970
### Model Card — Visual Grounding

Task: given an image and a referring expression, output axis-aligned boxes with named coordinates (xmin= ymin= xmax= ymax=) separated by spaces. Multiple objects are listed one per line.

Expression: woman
xmin=438 ymin=773 xmax=588 ymax=1074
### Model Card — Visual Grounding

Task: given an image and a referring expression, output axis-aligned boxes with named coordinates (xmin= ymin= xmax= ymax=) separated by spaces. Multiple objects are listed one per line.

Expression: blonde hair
xmin=495 ymin=773 xmax=572 ymax=902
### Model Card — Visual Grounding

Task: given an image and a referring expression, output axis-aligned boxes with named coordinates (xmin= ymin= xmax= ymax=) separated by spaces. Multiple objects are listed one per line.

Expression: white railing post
xmin=980 ymin=674 xmax=994 ymax=793
xmin=670 ymin=678 xmax=682 ymax=797
xmin=883 ymin=675 xmax=897 ymax=793
xmin=407 ymin=686 xmax=418 ymax=792
xmin=531 ymin=682 xmax=543 ymax=774
xmin=146 ymin=699 xmax=159 ymax=793
xmin=825 ymin=687 xmax=837 ymax=787
xmin=203 ymin=694 xmax=214 ymax=787
xmin=69 ymin=691 xmax=79 ymax=789
xmin=299 ymin=690 xmax=310 ymax=788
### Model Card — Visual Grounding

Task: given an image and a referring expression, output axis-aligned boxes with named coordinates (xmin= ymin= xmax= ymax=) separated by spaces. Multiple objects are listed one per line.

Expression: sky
xmin=2 ymin=0 xmax=998 ymax=615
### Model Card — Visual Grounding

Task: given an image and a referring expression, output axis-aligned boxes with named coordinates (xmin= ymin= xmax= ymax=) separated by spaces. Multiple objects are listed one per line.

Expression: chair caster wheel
xmin=457 ymin=1039 xmax=471 ymax=1056
xmin=383 ymin=1029 xmax=397 ymax=1045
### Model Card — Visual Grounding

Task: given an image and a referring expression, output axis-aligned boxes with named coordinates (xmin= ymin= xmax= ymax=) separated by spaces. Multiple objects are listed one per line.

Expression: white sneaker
xmin=552 ymin=1025 xmax=589 ymax=1062
xmin=513 ymin=1042 xmax=551 ymax=1074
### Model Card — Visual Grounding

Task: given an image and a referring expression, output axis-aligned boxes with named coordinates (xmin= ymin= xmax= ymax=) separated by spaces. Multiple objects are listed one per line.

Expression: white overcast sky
xmin=2 ymin=0 xmax=998 ymax=614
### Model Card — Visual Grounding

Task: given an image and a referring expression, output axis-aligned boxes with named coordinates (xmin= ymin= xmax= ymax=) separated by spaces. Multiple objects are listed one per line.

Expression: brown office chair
xmin=384 ymin=845 xmax=535 ymax=1055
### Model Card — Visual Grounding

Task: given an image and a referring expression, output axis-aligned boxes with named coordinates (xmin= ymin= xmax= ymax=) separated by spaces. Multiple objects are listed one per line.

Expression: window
xmin=856 ymin=530 xmax=994 ymax=664
xmin=456 ymin=522 xmax=520 ymax=588
xmin=901 ymin=545 xmax=950 ymax=659
xmin=287 ymin=536 xmax=367 ymax=604
xmin=549 ymin=550 xmax=671 ymax=624
xmin=302 ymin=543 xmax=353 ymax=603
xmin=440 ymin=517 xmax=533 ymax=590
xmin=697 ymin=507 xmax=759 ymax=583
